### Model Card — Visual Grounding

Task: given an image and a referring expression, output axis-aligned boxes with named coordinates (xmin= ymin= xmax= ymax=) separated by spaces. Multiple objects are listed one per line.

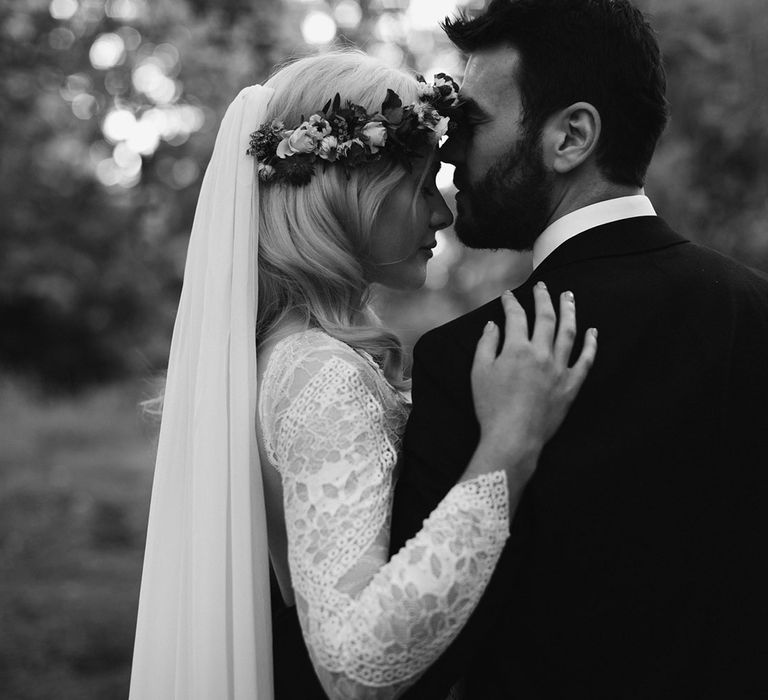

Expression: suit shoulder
xmin=416 ymin=296 xmax=504 ymax=356
xmin=680 ymin=241 xmax=768 ymax=296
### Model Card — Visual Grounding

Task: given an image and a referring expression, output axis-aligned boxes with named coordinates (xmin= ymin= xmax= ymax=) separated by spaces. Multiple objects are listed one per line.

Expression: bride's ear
xmin=542 ymin=102 xmax=601 ymax=174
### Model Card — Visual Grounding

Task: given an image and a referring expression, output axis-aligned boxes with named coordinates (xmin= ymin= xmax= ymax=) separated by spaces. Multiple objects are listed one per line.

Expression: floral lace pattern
xmin=259 ymin=330 xmax=509 ymax=699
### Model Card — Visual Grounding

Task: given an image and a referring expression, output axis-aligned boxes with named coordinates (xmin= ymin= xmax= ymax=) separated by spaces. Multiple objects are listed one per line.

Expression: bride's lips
xmin=419 ymin=240 xmax=437 ymax=257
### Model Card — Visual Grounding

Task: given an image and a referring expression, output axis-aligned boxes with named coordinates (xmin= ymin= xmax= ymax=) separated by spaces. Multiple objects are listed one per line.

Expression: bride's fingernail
xmin=564 ymin=290 xmax=574 ymax=302
xmin=503 ymin=289 xmax=513 ymax=296
xmin=485 ymin=320 xmax=496 ymax=332
xmin=590 ymin=328 xmax=598 ymax=339
xmin=536 ymin=281 xmax=547 ymax=290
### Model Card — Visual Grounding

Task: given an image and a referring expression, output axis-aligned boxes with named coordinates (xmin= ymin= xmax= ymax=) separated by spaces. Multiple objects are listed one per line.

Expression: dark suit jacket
xmin=391 ymin=217 xmax=768 ymax=699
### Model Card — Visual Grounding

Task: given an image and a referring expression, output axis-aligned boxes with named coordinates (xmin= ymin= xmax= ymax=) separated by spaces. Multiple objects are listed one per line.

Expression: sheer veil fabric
xmin=130 ymin=85 xmax=275 ymax=700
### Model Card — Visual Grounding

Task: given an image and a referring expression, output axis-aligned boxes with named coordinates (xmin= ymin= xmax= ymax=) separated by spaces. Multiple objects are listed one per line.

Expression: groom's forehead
xmin=461 ymin=46 xmax=522 ymax=110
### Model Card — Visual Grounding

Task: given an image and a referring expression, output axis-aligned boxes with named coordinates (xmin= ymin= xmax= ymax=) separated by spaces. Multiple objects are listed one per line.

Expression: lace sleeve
xmin=263 ymin=338 xmax=510 ymax=700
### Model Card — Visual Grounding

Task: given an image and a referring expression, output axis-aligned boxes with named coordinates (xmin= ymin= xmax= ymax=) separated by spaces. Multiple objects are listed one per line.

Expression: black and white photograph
xmin=2 ymin=0 xmax=767 ymax=698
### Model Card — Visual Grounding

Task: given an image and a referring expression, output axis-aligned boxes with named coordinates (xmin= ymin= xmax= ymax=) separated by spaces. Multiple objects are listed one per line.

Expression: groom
xmin=391 ymin=1 xmax=768 ymax=698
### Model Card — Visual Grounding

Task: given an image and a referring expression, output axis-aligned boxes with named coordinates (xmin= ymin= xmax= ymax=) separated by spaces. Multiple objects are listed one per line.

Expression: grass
xmin=0 ymin=379 xmax=157 ymax=700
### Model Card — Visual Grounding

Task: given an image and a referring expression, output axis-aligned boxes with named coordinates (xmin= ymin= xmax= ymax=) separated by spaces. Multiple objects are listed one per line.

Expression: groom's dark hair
xmin=444 ymin=0 xmax=669 ymax=187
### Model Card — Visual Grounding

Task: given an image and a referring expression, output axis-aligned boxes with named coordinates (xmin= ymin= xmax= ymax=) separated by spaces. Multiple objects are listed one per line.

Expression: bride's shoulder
xmin=259 ymin=328 xmax=377 ymax=398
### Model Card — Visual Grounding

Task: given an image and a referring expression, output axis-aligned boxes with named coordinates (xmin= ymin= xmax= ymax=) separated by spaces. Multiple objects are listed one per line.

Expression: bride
xmin=129 ymin=52 xmax=597 ymax=700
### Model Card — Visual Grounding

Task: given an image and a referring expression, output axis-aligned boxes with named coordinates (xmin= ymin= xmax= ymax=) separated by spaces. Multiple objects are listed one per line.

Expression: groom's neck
xmin=545 ymin=170 xmax=644 ymax=230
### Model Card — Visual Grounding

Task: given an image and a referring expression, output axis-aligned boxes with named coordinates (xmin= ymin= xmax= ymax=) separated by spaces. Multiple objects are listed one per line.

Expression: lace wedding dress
xmin=259 ymin=329 xmax=510 ymax=700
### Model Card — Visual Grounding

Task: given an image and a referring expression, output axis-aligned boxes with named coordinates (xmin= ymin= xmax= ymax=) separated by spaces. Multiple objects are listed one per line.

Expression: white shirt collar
xmin=532 ymin=195 xmax=656 ymax=269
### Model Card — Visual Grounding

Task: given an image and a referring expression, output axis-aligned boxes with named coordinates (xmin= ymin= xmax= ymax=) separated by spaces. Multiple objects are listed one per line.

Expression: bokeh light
xmin=153 ymin=44 xmax=181 ymax=76
xmin=102 ymin=108 xmax=136 ymax=142
xmin=49 ymin=27 xmax=77 ymax=50
xmin=375 ymin=14 xmax=406 ymax=43
xmin=171 ymin=157 xmax=200 ymax=189
xmin=334 ymin=0 xmax=363 ymax=29
xmin=96 ymin=156 xmax=141 ymax=188
xmin=406 ymin=0 xmax=461 ymax=31
xmin=117 ymin=25 xmax=142 ymax=51
xmin=132 ymin=60 xmax=178 ymax=104
xmin=113 ymin=141 xmax=142 ymax=171
xmin=105 ymin=0 xmax=142 ymax=21
xmin=60 ymin=72 xmax=92 ymax=101
xmin=80 ymin=0 xmax=106 ymax=23
xmin=4 ymin=13 xmax=35 ymax=41
xmin=368 ymin=42 xmax=405 ymax=67
xmin=125 ymin=114 xmax=161 ymax=155
xmin=89 ymin=33 xmax=126 ymax=70
xmin=71 ymin=93 xmax=98 ymax=119
xmin=49 ymin=0 xmax=79 ymax=21
xmin=301 ymin=11 xmax=337 ymax=45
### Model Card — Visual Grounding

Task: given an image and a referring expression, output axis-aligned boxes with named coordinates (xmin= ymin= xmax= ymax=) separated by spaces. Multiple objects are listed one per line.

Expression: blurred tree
xmin=1 ymin=0 xmax=766 ymax=390
xmin=644 ymin=0 xmax=768 ymax=272
xmin=0 ymin=0 xmax=284 ymax=390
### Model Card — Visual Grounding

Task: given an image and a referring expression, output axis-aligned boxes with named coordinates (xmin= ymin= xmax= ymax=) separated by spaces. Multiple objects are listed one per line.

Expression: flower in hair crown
xmin=246 ymin=73 xmax=461 ymax=186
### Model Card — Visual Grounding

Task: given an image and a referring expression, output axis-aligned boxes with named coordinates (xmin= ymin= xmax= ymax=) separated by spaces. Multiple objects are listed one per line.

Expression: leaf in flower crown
xmin=345 ymin=139 xmax=367 ymax=163
xmin=394 ymin=109 xmax=419 ymax=141
xmin=349 ymin=103 xmax=370 ymax=123
xmin=276 ymin=154 xmax=316 ymax=186
xmin=381 ymin=89 xmax=404 ymax=125
xmin=322 ymin=93 xmax=342 ymax=116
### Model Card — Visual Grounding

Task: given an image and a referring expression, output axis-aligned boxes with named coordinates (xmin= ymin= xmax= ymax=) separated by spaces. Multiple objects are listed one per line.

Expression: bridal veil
xmin=129 ymin=85 xmax=275 ymax=699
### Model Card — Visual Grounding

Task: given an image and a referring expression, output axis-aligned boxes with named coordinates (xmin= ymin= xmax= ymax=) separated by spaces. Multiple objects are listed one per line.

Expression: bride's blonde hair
xmin=257 ymin=52 xmax=427 ymax=389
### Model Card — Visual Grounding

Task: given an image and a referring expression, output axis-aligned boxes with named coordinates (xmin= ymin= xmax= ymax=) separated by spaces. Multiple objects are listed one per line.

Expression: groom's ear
xmin=543 ymin=102 xmax=601 ymax=174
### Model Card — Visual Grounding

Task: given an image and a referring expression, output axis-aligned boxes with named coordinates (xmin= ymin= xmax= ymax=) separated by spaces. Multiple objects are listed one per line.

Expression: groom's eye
xmin=465 ymin=111 xmax=488 ymax=128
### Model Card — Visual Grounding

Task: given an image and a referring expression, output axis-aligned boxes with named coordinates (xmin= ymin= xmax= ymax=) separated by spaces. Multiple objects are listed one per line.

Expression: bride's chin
xmin=369 ymin=262 xmax=428 ymax=291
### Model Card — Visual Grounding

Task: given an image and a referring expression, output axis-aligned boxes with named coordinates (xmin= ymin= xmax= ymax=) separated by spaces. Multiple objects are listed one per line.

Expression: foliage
xmin=0 ymin=379 xmax=154 ymax=699
xmin=1 ymin=0 xmax=767 ymax=391
xmin=642 ymin=0 xmax=768 ymax=271
xmin=2 ymin=3 xmax=768 ymax=698
xmin=0 ymin=0 xmax=283 ymax=389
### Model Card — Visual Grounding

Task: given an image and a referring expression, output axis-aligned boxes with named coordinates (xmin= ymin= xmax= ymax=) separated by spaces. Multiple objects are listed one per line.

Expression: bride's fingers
xmin=472 ymin=321 xmax=500 ymax=373
xmin=531 ymin=281 xmax=556 ymax=349
xmin=553 ymin=291 xmax=577 ymax=366
xmin=501 ymin=290 xmax=528 ymax=350
xmin=567 ymin=328 xmax=598 ymax=393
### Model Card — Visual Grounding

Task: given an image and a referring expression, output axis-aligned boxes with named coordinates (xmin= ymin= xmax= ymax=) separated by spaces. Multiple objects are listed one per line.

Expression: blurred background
xmin=1 ymin=0 xmax=766 ymax=697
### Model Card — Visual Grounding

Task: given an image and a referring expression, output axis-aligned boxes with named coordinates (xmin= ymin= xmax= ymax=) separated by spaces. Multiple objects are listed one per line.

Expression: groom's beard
xmin=454 ymin=131 xmax=553 ymax=251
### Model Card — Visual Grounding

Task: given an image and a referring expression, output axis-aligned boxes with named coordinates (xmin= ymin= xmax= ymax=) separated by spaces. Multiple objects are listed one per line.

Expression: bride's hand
xmin=471 ymin=282 xmax=597 ymax=477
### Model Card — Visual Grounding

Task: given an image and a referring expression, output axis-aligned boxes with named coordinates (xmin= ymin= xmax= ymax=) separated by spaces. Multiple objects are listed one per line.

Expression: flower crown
xmin=246 ymin=74 xmax=461 ymax=186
